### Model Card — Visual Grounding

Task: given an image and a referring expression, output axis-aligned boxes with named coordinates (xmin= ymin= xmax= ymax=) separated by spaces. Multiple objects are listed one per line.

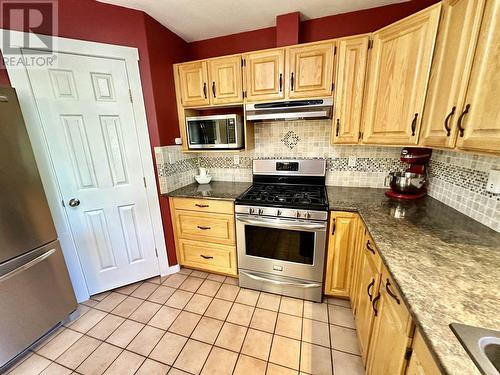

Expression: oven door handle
xmin=240 ymin=270 xmax=322 ymax=288
xmin=236 ymin=216 xmax=326 ymax=231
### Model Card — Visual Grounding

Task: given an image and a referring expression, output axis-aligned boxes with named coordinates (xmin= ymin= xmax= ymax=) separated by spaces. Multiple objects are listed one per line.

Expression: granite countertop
xmin=164 ymin=181 xmax=251 ymax=201
xmin=327 ymin=186 xmax=500 ymax=375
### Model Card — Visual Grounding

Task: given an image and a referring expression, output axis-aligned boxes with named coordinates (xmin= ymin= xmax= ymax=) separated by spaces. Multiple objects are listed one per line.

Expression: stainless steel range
xmin=235 ymin=159 xmax=329 ymax=302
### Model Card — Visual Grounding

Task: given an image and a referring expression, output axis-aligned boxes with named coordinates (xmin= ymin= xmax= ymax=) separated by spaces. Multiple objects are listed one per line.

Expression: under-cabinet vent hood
xmin=245 ymin=98 xmax=333 ymax=121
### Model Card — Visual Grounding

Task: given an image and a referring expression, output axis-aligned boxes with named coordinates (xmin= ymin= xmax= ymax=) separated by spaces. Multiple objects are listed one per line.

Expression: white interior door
xmin=24 ymin=51 xmax=159 ymax=294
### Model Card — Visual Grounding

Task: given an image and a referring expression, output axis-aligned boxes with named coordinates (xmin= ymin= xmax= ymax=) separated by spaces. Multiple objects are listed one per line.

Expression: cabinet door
xmin=420 ymin=0 xmax=485 ymax=148
xmin=177 ymin=61 xmax=210 ymax=107
xmin=405 ymin=330 xmax=442 ymax=375
xmin=287 ymin=42 xmax=335 ymax=99
xmin=244 ymin=48 xmax=285 ymax=102
xmin=362 ymin=4 xmax=441 ymax=145
xmin=332 ymin=35 xmax=369 ymax=144
xmin=324 ymin=212 xmax=358 ymax=298
xmin=350 ymin=219 xmax=367 ymax=314
xmin=208 ymin=55 xmax=243 ymax=105
xmin=455 ymin=0 xmax=500 ymax=154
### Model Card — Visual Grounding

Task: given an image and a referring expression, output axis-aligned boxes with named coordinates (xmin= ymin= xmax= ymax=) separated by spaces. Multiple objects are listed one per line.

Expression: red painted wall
xmin=276 ymin=12 xmax=300 ymax=47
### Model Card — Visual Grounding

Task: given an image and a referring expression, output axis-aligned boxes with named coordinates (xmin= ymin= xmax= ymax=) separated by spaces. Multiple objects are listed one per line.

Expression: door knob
xmin=68 ymin=198 xmax=80 ymax=207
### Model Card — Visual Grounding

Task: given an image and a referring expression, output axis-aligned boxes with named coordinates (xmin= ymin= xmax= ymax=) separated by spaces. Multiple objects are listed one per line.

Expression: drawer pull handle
xmin=197 ymin=226 xmax=211 ymax=230
xmin=200 ymin=254 xmax=214 ymax=259
xmin=195 ymin=204 xmax=209 ymax=208
xmin=366 ymin=240 xmax=375 ymax=254
xmin=385 ymin=279 xmax=400 ymax=304
xmin=367 ymin=278 xmax=375 ymax=301
xmin=443 ymin=106 xmax=456 ymax=136
xmin=457 ymin=104 xmax=470 ymax=137
xmin=410 ymin=113 xmax=418 ymax=136
xmin=372 ymin=292 xmax=381 ymax=316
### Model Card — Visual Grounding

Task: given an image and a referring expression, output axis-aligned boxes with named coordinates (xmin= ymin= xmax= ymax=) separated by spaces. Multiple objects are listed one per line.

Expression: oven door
xmin=235 ymin=214 xmax=327 ymax=282
xmin=186 ymin=119 xmax=228 ymax=148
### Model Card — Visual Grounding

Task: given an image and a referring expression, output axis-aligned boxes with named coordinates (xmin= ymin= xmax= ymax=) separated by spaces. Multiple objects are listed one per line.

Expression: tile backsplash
xmin=155 ymin=119 xmax=500 ymax=232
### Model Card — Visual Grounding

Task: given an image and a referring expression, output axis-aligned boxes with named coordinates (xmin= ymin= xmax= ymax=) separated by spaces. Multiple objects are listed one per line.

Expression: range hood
xmin=245 ymin=98 xmax=333 ymax=121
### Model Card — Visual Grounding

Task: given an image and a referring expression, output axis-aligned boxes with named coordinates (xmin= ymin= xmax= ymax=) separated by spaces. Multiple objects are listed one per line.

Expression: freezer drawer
xmin=0 ymin=240 xmax=77 ymax=368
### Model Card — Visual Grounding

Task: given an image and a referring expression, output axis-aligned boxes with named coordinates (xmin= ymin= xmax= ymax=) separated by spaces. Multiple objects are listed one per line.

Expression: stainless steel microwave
xmin=186 ymin=114 xmax=244 ymax=149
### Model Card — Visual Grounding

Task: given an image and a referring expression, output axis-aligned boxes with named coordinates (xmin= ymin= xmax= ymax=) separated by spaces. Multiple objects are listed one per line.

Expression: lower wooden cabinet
xmin=405 ymin=330 xmax=442 ymax=375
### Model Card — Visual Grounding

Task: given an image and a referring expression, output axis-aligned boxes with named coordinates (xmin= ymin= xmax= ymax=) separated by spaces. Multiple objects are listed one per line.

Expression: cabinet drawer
xmin=381 ymin=267 xmax=412 ymax=336
xmin=171 ymin=197 xmax=234 ymax=214
xmin=175 ymin=210 xmax=235 ymax=245
xmin=178 ymin=239 xmax=237 ymax=275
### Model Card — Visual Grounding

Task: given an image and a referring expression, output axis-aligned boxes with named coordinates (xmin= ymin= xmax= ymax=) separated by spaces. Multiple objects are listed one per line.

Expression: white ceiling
xmin=98 ymin=0 xmax=410 ymax=42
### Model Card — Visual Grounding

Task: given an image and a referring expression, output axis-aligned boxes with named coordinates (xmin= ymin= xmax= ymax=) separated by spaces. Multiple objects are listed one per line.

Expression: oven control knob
xmin=305 ymin=211 xmax=311 ymax=219
xmin=248 ymin=207 xmax=254 ymax=214
xmin=258 ymin=208 xmax=264 ymax=215
xmin=295 ymin=210 xmax=301 ymax=218
xmin=276 ymin=209 xmax=282 ymax=216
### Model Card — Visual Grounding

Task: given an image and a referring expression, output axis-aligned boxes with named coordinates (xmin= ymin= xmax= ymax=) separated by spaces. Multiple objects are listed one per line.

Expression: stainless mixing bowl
xmin=385 ymin=172 xmax=426 ymax=193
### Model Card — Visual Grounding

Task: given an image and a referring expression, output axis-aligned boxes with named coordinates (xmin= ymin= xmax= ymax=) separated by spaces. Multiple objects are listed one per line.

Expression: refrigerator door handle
xmin=0 ymin=248 xmax=55 ymax=283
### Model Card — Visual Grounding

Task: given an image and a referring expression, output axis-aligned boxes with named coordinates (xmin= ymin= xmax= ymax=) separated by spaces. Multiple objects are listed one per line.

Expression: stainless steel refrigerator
xmin=0 ymin=87 xmax=77 ymax=369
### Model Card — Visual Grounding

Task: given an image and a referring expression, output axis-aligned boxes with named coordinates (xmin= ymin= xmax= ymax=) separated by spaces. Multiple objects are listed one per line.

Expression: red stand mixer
xmin=385 ymin=148 xmax=432 ymax=200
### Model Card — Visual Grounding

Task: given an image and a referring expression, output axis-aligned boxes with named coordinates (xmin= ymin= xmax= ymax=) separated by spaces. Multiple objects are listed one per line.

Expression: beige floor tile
xmin=207 ymin=273 xmax=226 ymax=283
xmin=147 ymin=286 xmax=176 ymax=304
xmin=64 ymin=305 xmax=91 ymax=325
xmin=87 ymin=314 xmax=125 ymax=340
xmin=266 ymin=363 xmax=298 ymax=375
xmin=328 ymin=305 xmax=355 ymax=329
xmin=178 ymin=267 xmax=193 ymax=275
xmin=149 ymin=306 xmax=181 ymax=330
xmin=241 ymin=329 xmax=272 ymax=360
xmin=76 ymin=342 xmax=122 ymax=375
xmin=168 ymin=311 xmax=201 ymax=336
xmin=279 ymin=297 xmax=303 ymax=317
xmin=326 ymin=297 xmax=351 ymax=308
xmin=135 ymin=358 xmax=170 ymax=375
xmin=112 ymin=296 xmax=143 ymax=318
xmin=32 ymin=326 xmax=65 ymax=352
xmin=91 ymin=291 xmax=110 ymax=302
xmin=191 ymin=317 xmax=223 ymax=344
xmin=69 ymin=309 xmax=107 ymax=333
xmin=235 ymin=288 xmax=260 ymax=306
xmin=55 ymin=335 xmax=101 ymax=369
xmin=257 ymin=292 xmax=281 ymax=312
xmin=166 ymin=290 xmax=194 ymax=309
xmin=103 ymin=350 xmax=144 ymax=375
xmin=146 ymin=276 xmax=163 ymax=285
xmin=168 ymin=368 xmax=191 ymax=375
xmin=269 ymin=335 xmax=300 ymax=370
xmin=204 ymin=298 xmax=232 ymax=320
xmin=300 ymin=342 xmax=332 ymax=375
xmin=81 ymin=299 xmax=99 ymax=308
xmin=129 ymin=301 xmax=162 ymax=323
xmin=163 ymin=273 xmax=188 ymax=288
xmin=302 ymin=319 xmax=330 ymax=347
xmin=303 ymin=301 xmax=329 ymax=323
xmin=233 ymin=354 xmax=267 ymax=375
xmin=250 ymin=308 xmax=278 ymax=333
xmin=174 ymin=339 xmax=211 ymax=374
xmin=131 ymin=282 xmax=158 ymax=299
xmin=190 ymin=270 xmax=209 ymax=278
xmin=94 ymin=292 xmax=127 ymax=312
xmin=215 ymin=284 xmax=240 ymax=301
xmin=184 ymin=294 xmax=213 ymax=315
xmin=37 ymin=329 xmax=83 ymax=360
xmin=115 ymin=281 xmax=142 ymax=295
xmin=224 ymin=276 xmax=239 ymax=285
xmin=215 ymin=322 xmax=247 ymax=352
xmin=39 ymin=362 xmax=72 ymax=375
xmin=226 ymin=303 xmax=254 ymax=326
xmin=179 ymin=276 xmax=204 ymax=292
xmin=197 ymin=280 xmax=222 ymax=297
xmin=106 ymin=320 xmax=144 ymax=348
xmin=149 ymin=332 xmax=187 ymax=365
xmin=127 ymin=325 xmax=165 ymax=356
xmin=275 ymin=313 xmax=302 ymax=340
xmin=329 ymin=325 xmax=360 ymax=355
xmin=200 ymin=347 xmax=237 ymax=375
xmin=8 ymin=353 xmax=51 ymax=375
xmin=331 ymin=350 xmax=364 ymax=375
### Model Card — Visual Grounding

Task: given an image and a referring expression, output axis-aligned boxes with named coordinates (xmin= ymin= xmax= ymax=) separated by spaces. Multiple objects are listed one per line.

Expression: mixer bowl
xmin=385 ymin=172 xmax=426 ymax=193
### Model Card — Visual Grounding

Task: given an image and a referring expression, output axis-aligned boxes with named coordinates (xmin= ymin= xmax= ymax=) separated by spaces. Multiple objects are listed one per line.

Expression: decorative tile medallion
xmin=281 ymin=130 xmax=300 ymax=149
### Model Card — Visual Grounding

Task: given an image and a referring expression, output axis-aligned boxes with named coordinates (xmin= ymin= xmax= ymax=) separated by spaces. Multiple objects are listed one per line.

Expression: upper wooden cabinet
xmin=208 ymin=55 xmax=243 ymax=105
xmin=177 ymin=61 xmax=210 ymax=107
xmin=287 ymin=42 xmax=335 ymax=99
xmin=332 ymin=35 xmax=370 ymax=144
xmin=420 ymin=0 xmax=486 ymax=149
xmin=243 ymin=48 xmax=285 ymax=102
xmin=455 ymin=0 xmax=500 ymax=153
xmin=362 ymin=4 xmax=441 ymax=145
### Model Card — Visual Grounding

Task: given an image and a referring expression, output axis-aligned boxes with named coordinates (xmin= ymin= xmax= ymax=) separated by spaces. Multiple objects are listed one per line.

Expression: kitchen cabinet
xmin=420 ymin=0 xmax=486 ymax=149
xmin=287 ymin=42 xmax=335 ymax=99
xmin=454 ymin=0 xmax=500 ymax=153
xmin=350 ymin=218 xmax=368 ymax=314
xmin=405 ymin=330 xmax=442 ymax=375
xmin=177 ymin=61 xmax=210 ymax=107
xmin=362 ymin=4 xmax=441 ymax=145
xmin=332 ymin=35 xmax=370 ymax=144
xmin=366 ymin=268 xmax=414 ymax=375
xmin=324 ymin=212 xmax=358 ymax=298
xmin=169 ymin=197 xmax=237 ymax=275
xmin=243 ymin=48 xmax=286 ymax=102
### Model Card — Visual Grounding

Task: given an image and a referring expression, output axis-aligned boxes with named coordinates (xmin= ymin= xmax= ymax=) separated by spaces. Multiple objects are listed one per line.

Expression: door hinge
xmin=241 ymin=59 xmax=246 ymax=67
xmin=404 ymin=347 xmax=413 ymax=360
xmin=368 ymin=40 xmax=373 ymax=50
xmin=143 ymin=177 xmax=147 ymax=188
xmin=359 ymin=131 xmax=364 ymax=140
xmin=334 ymin=46 xmax=337 ymax=55
xmin=243 ymin=90 xmax=247 ymax=98
xmin=129 ymin=88 xmax=133 ymax=103
xmin=332 ymin=82 xmax=335 ymax=91
xmin=155 ymin=248 xmax=158 ymax=258
xmin=61 ymin=199 xmax=65 ymax=207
